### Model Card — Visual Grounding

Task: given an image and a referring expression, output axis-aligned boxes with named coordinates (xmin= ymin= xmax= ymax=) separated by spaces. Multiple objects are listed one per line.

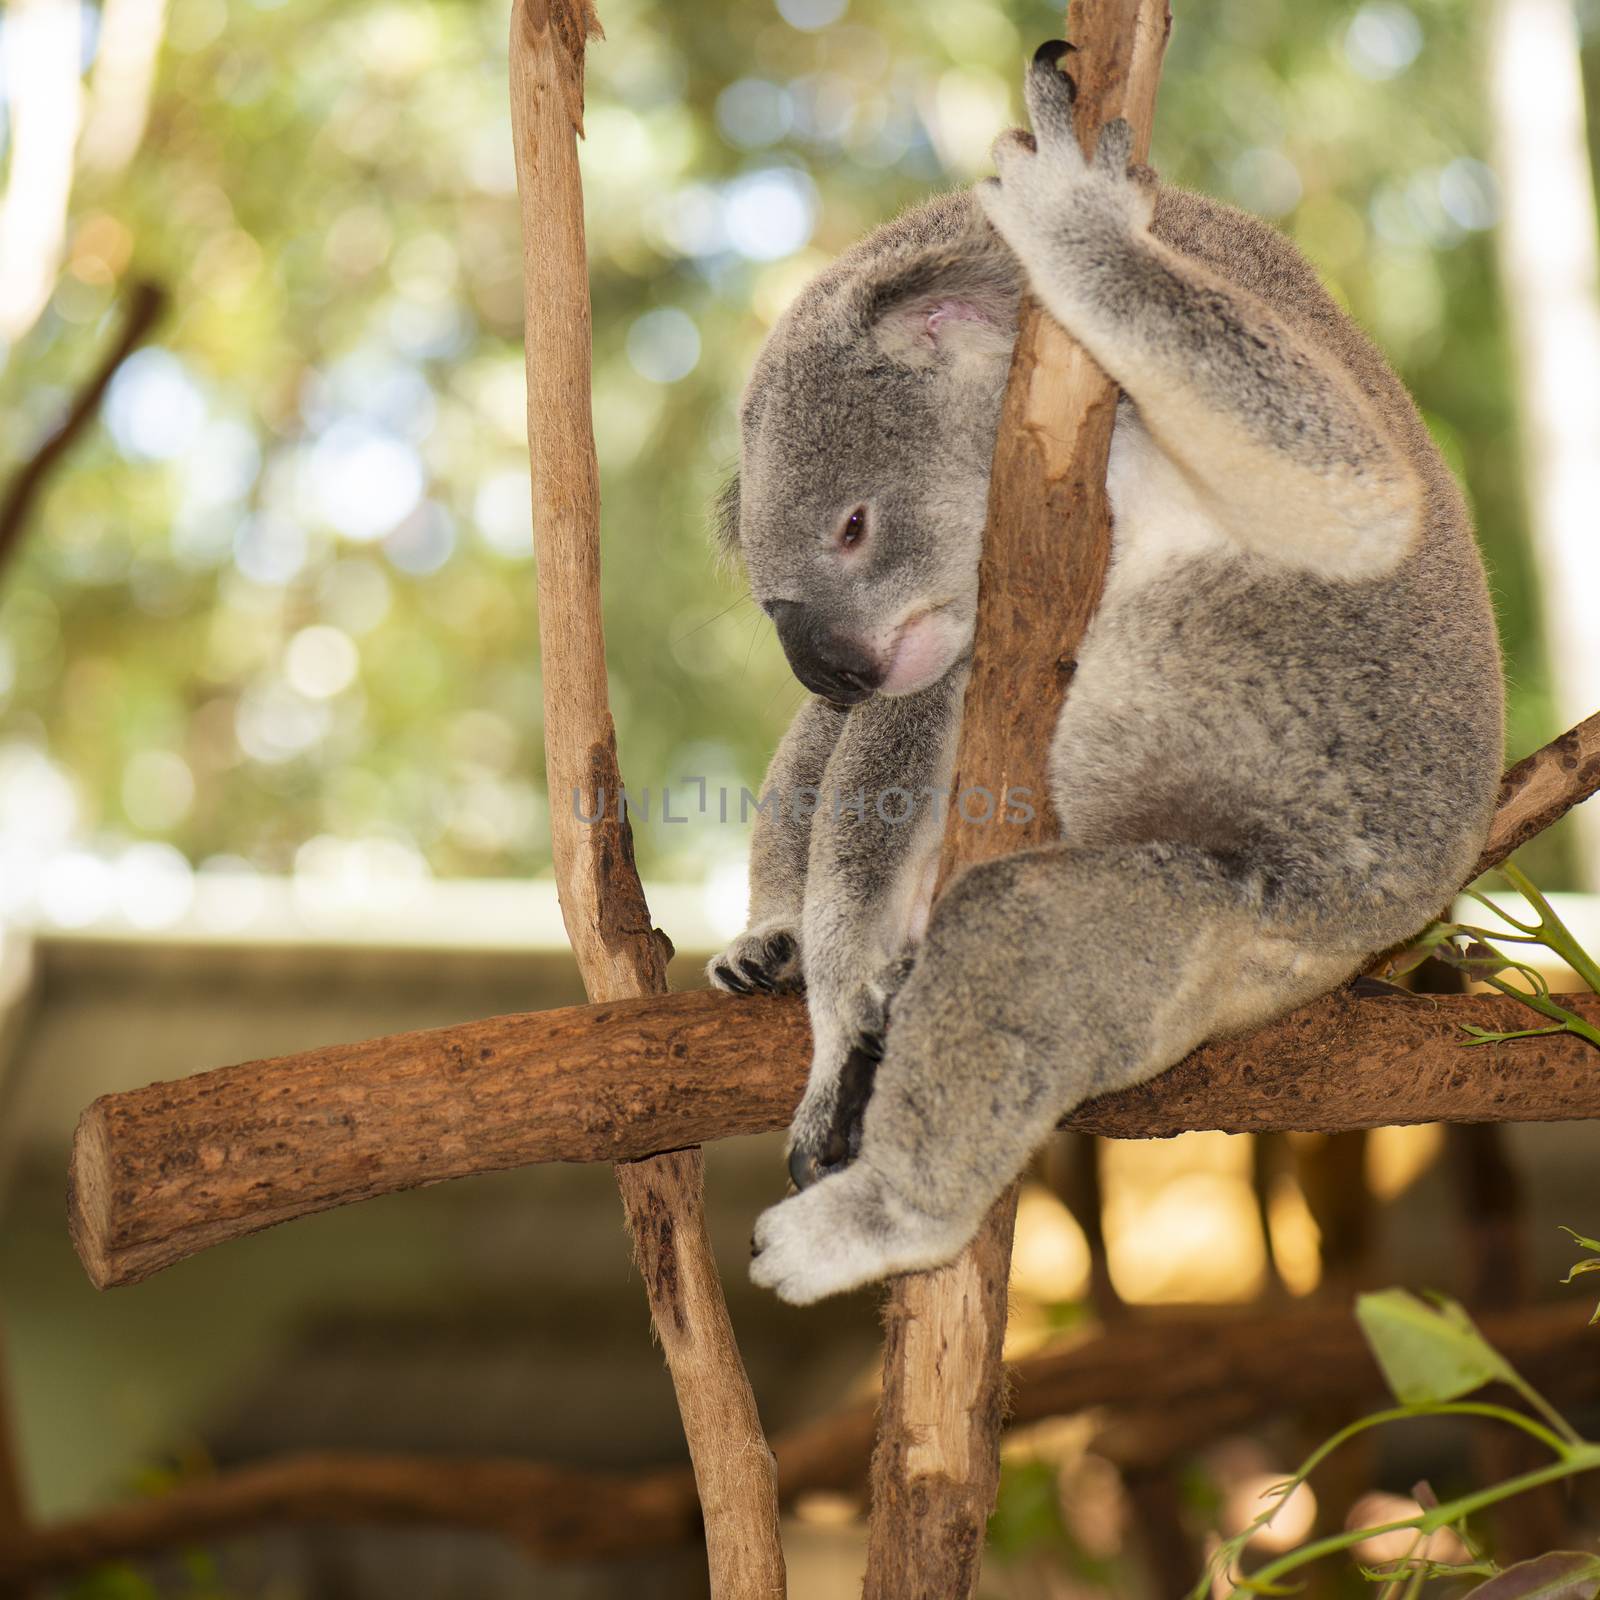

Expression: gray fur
xmin=709 ymin=56 xmax=1503 ymax=1305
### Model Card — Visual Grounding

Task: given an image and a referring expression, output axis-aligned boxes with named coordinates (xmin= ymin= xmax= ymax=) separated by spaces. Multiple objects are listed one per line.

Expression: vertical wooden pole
xmin=862 ymin=5 xmax=1170 ymax=1594
xmin=508 ymin=4 xmax=786 ymax=1593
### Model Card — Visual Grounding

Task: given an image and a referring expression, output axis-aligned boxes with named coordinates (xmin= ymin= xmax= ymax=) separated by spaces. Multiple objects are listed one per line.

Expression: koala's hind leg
xmin=707 ymin=696 xmax=846 ymax=996
xmin=750 ymin=840 xmax=1358 ymax=1304
xmin=976 ymin=49 xmax=1421 ymax=580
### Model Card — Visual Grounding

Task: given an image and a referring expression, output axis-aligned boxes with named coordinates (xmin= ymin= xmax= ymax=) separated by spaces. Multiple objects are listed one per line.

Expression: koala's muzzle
xmin=766 ymin=599 xmax=883 ymax=706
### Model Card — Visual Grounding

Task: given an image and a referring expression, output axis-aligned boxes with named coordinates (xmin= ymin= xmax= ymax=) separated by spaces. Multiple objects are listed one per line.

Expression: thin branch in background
xmin=3 ymin=1301 xmax=1597 ymax=1591
xmin=0 ymin=280 xmax=167 ymax=578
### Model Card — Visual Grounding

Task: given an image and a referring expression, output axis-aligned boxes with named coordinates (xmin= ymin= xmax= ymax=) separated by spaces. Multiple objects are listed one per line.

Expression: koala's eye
xmin=837 ymin=507 xmax=867 ymax=551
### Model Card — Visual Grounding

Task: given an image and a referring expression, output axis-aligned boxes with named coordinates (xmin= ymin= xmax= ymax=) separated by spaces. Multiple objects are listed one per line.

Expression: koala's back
xmin=1051 ymin=187 xmax=1504 ymax=949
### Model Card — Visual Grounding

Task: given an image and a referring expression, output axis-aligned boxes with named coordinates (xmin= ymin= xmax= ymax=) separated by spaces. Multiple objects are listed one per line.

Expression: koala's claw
xmin=1032 ymin=37 xmax=1076 ymax=70
xmin=788 ymin=1141 xmax=842 ymax=1192
xmin=707 ymin=925 xmax=803 ymax=997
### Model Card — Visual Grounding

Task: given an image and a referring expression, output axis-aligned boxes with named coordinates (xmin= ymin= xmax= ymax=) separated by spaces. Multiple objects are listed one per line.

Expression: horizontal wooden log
xmin=2 ymin=1299 xmax=1594 ymax=1587
xmin=70 ymin=985 xmax=1600 ymax=1289
xmin=67 ymin=713 xmax=1600 ymax=1289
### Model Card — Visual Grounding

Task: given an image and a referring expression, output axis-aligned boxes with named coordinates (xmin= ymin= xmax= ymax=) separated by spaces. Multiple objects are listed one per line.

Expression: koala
xmin=708 ymin=45 xmax=1504 ymax=1305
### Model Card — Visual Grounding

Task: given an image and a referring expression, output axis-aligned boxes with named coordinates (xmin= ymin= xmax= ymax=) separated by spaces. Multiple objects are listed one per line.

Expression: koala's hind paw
xmin=749 ymin=1163 xmax=972 ymax=1305
xmin=707 ymin=924 xmax=803 ymax=996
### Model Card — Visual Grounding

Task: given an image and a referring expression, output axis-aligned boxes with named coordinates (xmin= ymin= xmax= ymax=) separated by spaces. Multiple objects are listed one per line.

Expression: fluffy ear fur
xmin=851 ymin=212 xmax=1022 ymax=367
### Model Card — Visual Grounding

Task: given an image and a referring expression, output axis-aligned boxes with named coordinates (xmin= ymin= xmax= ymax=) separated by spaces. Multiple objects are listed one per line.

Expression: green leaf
xmin=1355 ymin=1290 xmax=1511 ymax=1404
xmin=1460 ymin=1024 xmax=1567 ymax=1046
xmin=1560 ymin=1226 xmax=1600 ymax=1255
xmin=1460 ymin=1552 xmax=1600 ymax=1600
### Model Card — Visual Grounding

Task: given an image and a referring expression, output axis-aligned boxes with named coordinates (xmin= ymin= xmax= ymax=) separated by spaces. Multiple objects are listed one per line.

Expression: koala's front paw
xmin=750 ymin=1162 xmax=970 ymax=1305
xmin=707 ymin=923 xmax=803 ymax=996
xmin=977 ymin=42 xmax=1155 ymax=262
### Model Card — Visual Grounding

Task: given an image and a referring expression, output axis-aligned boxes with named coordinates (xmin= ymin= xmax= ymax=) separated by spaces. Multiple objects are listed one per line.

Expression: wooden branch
xmin=506 ymin=6 xmax=783 ymax=1593
xmin=864 ymin=6 xmax=1169 ymax=1592
xmin=68 ymin=980 xmax=1600 ymax=1288
xmin=0 ymin=280 xmax=166 ymax=578
xmin=1482 ymin=709 xmax=1600 ymax=870
xmin=5 ymin=1300 xmax=1595 ymax=1590
xmin=63 ymin=704 xmax=1600 ymax=1289
xmin=0 ymin=1452 xmax=700 ymax=1587
xmin=64 ymin=686 xmax=1600 ymax=1286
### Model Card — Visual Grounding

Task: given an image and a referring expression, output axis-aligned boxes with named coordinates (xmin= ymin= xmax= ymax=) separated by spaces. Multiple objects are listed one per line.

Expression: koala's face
xmin=728 ymin=211 xmax=1019 ymax=706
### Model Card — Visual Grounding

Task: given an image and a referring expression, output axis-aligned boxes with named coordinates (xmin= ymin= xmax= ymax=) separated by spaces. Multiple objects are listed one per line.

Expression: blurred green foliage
xmin=0 ymin=0 xmax=1586 ymax=907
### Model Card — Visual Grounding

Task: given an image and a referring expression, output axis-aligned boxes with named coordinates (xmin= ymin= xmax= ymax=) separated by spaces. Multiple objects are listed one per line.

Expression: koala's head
xmin=722 ymin=194 xmax=1021 ymax=706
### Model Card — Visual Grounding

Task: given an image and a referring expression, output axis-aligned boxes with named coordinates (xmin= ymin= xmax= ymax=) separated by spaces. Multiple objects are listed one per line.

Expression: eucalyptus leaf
xmin=1355 ymin=1290 xmax=1510 ymax=1404
xmin=1460 ymin=1552 xmax=1600 ymax=1600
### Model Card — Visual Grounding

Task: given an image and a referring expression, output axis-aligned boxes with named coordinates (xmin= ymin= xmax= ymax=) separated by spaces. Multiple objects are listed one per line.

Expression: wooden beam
xmin=863 ymin=5 xmax=1169 ymax=1592
xmin=506 ymin=3 xmax=783 ymax=1591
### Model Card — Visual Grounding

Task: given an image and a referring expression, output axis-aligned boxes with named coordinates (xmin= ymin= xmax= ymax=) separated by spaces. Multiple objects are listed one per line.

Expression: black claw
xmin=714 ymin=964 xmax=751 ymax=994
xmin=1033 ymin=38 xmax=1075 ymax=67
xmin=788 ymin=1145 xmax=823 ymax=1191
xmin=765 ymin=931 xmax=796 ymax=964
xmin=740 ymin=961 xmax=777 ymax=994
xmin=855 ymin=1031 xmax=885 ymax=1062
xmin=750 ymin=1231 xmax=762 ymax=1259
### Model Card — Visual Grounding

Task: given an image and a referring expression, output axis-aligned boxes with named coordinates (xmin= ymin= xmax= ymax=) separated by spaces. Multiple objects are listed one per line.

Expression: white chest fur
xmin=1102 ymin=406 xmax=1232 ymax=600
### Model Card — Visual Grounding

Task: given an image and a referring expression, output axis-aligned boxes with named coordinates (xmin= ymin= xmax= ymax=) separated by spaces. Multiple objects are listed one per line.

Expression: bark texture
xmin=863 ymin=5 xmax=1170 ymax=1592
xmin=1482 ymin=709 xmax=1600 ymax=868
xmin=507 ymin=5 xmax=783 ymax=1591
xmin=67 ymin=982 xmax=1600 ymax=1289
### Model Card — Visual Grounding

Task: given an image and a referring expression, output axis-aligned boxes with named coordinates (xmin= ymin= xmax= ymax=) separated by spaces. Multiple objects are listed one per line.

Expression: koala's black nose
xmin=765 ymin=600 xmax=883 ymax=705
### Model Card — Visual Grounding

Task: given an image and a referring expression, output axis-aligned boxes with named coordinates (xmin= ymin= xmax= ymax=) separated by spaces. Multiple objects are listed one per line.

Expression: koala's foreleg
xmin=978 ymin=49 xmax=1420 ymax=579
xmin=707 ymin=696 xmax=846 ymax=996
xmin=750 ymin=840 xmax=1359 ymax=1303
xmin=787 ymin=676 xmax=961 ymax=1188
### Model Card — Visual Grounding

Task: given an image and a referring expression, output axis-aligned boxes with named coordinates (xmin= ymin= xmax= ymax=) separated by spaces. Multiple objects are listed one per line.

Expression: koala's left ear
xmin=856 ymin=242 xmax=1020 ymax=366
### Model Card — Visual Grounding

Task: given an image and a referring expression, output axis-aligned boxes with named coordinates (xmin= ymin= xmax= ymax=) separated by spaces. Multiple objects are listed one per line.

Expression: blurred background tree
xmin=0 ymin=0 xmax=1590 ymax=931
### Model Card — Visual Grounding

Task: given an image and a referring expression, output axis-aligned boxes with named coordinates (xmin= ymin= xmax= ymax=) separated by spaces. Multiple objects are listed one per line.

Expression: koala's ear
xmin=854 ymin=243 xmax=1019 ymax=367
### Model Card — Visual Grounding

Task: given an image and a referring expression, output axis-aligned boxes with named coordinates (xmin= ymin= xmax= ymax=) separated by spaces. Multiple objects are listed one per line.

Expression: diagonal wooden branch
xmin=1483 ymin=708 xmax=1600 ymax=867
xmin=863 ymin=5 xmax=1169 ymax=1592
xmin=65 ymin=710 xmax=1600 ymax=1290
xmin=5 ymin=1301 xmax=1597 ymax=1590
xmin=506 ymin=4 xmax=783 ymax=1592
